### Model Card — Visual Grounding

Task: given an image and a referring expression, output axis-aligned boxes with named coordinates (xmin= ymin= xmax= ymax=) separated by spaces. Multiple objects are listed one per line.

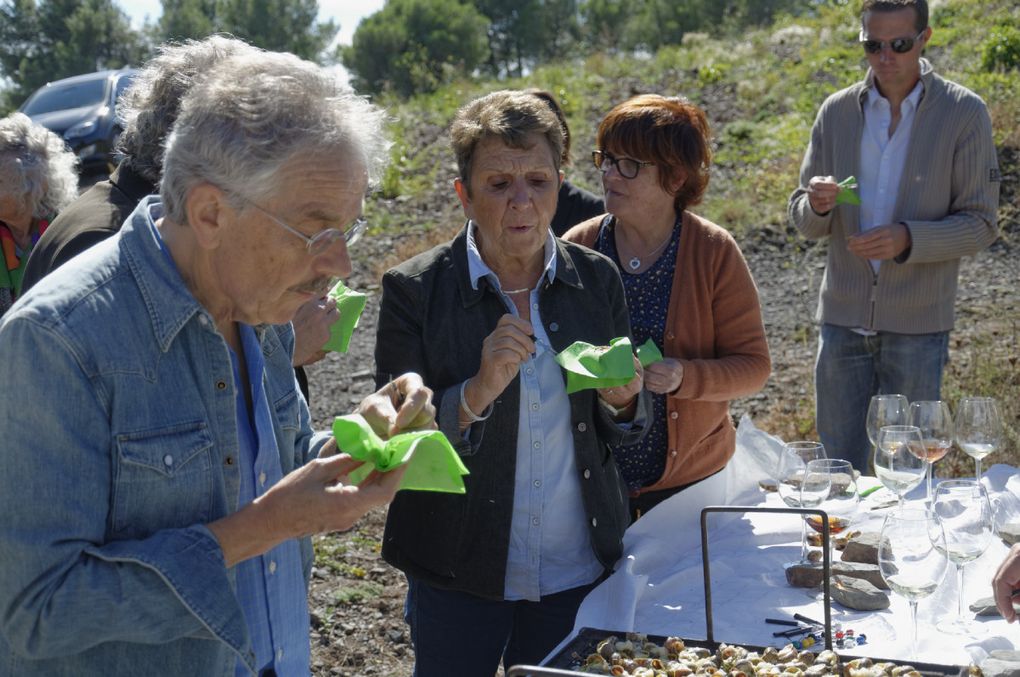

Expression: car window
xmin=114 ymin=74 xmax=134 ymax=104
xmin=21 ymin=79 xmax=107 ymax=116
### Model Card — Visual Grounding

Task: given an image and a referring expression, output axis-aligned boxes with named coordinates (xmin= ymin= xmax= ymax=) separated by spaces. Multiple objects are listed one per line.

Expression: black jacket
xmin=550 ymin=180 xmax=604 ymax=237
xmin=375 ymin=226 xmax=649 ymax=599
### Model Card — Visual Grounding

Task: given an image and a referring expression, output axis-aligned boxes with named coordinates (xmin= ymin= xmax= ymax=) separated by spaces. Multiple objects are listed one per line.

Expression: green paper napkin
xmin=554 ymin=337 xmax=635 ymax=394
xmin=637 ymin=338 xmax=663 ymax=367
xmin=332 ymin=414 xmax=469 ymax=493
xmin=835 ymin=175 xmax=861 ymax=206
xmin=323 ymin=280 xmax=367 ymax=353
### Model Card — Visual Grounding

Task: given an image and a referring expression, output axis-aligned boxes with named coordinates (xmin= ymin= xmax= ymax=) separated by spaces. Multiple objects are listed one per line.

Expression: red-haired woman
xmin=564 ymin=94 xmax=771 ymax=521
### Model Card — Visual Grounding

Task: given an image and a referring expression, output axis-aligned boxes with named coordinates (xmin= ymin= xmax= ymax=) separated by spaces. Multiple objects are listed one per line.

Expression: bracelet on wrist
xmin=460 ymin=381 xmax=491 ymax=423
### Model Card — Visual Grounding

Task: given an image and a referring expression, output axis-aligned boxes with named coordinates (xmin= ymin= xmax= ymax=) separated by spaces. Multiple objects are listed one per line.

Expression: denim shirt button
xmin=225 ymin=456 xmax=234 ymax=466
xmin=216 ymin=380 xmax=227 ymax=390
xmin=162 ymin=454 xmax=173 ymax=467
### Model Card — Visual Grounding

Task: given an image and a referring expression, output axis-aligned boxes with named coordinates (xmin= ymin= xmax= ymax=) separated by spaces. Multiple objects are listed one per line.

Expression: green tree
xmin=156 ymin=0 xmax=216 ymax=42
xmin=343 ymin=0 xmax=488 ymax=96
xmin=216 ymin=0 xmax=336 ymax=60
xmin=0 ymin=0 xmax=144 ymax=110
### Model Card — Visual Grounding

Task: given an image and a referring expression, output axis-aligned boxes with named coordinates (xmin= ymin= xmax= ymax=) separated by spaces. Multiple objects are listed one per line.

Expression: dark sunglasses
xmin=859 ymin=29 xmax=925 ymax=54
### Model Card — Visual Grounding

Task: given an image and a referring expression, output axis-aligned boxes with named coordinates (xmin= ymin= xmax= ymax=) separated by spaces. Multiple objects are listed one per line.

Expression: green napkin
xmin=554 ymin=337 xmax=635 ymax=394
xmin=332 ymin=414 xmax=469 ymax=493
xmin=835 ymin=175 xmax=861 ymax=206
xmin=636 ymin=338 xmax=663 ymax=367
xmin=323 ymin=280 xmax=367 ymax=353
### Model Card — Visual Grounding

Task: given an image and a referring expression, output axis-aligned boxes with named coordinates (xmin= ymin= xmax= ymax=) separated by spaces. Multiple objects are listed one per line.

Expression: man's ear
xmin=454 ymin=177 xmax=473 ymax=220
xmin=184 ymin=182 xmax=231 ymax=250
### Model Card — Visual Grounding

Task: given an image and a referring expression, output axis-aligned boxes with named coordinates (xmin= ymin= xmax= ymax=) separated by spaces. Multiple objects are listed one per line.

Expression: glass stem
xmin=800 ymin=520 xmax=809 ymax=562
xmin=976 ymin=457 xmax=982 ymax=481
xmin=956 ymin=562 xmax=966 ymax=622
xmin=925 ymin=462 xmax=933 ymax=505
xmin=910 ymin=599 xmax=919 ymax=659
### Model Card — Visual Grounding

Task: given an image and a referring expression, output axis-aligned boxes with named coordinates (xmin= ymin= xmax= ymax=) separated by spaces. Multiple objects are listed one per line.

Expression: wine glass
xmin=775 ymin=441 xmax=828 ymax=565
xmin=878 ymin=509 xmax=949 ymax=659
xmin=909 ymin=400 xmax=953 ymax=504
xmin=805 ymin=459 xmax=860 ymax=559
xmin=873 ymin=425 xmax=926 ymax=508
xmin=931 ymin=479 xmax=993 ymax=635
xmin=954 ymin=397 xmax=1002 ymax=481
xmin=866 ymin=394 xmax=909 ymax=450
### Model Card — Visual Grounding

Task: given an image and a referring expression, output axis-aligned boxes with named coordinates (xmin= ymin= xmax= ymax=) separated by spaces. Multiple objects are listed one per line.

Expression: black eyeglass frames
xmin=591 ymin=150 xmax=655 ymax=179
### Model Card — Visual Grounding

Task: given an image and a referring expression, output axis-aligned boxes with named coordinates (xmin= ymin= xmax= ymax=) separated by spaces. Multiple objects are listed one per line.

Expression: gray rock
xmin=980 ymin=659 xmax=1020 ymax=677
xmin=830 ymin=575 xmax=890 ymax=611
xmin=841 ymin=532 xmax=880 ymax=565
xmin=784 ymin=561 xmax=888 ymax=590
xmin=999 ymin=522 xmax=1020 ymax=546
xmin=971 ymin=596 xmax=1020 ymax=617
xmin=990 ymin=651 xmax=1020 ymax=662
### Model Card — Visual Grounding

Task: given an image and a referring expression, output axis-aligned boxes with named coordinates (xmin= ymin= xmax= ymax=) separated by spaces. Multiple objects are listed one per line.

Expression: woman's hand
xmin=357 ymin=372 xmax=436 ymax=438
xmin=597 ymin=355 xmax=644 ymax=416
xmin=464 ymin=314 xmax=535 ymax=414
xmin=644 ymin=357 xmax=684 ymax=394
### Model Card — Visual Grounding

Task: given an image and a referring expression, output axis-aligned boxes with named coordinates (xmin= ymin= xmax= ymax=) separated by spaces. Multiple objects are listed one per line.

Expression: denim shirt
xmin=0 ymin=196 xmax=328 ymax=676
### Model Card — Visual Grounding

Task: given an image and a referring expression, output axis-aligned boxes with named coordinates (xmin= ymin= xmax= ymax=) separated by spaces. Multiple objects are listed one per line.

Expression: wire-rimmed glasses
xmin=243 ymin=198 xmax=367 ymax=255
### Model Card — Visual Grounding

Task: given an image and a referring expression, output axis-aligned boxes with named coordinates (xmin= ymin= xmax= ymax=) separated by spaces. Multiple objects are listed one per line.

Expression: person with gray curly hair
xmin=23 ymin=35 xmax=357 ymax=400
xmin=0 ymin=111 xmax=77 ymax=316
xmin=0 ymin=49 xmax=433 ymax=676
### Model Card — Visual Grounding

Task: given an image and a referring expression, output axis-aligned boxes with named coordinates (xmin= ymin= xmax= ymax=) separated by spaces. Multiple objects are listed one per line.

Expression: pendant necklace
xmin=623 ymin=227 xmax=673 ymax=271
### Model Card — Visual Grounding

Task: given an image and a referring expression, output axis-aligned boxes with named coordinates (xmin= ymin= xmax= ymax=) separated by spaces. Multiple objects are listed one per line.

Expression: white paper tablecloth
xmin=559 ymin=417 xmax=1019 ymax=668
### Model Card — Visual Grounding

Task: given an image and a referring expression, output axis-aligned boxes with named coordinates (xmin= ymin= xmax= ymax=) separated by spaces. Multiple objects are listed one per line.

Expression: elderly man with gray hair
xmin=0 ymin=49 xmax=434 ymax=676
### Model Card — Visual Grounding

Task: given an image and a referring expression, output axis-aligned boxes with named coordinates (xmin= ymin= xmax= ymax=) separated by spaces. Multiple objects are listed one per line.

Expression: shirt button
xmin=533 ymin=441 xmax=541 ymax=449
xmin=216 ymin=380 xmax=227 ymax=390
xmin=199 ymin=315 xmax=209 ymax=326
xmin=259 ymin=471 xmax=267 ymax=486
xmin=577 ymin=422 xmax=587 ymax=433
xmin=531 ymin=403 xmax=539 ymax=411
xmin=224 ymin=456 xmax=234 ymax=466
xmin=532 ymin=303 xmax=538 ymax=310
xmin=533 ymin=479 xmax=542 ymax=488
xmin=532 ymin=517 xmax=540 ymax=526
xmin=269 ymin=560 xmax=277 ymax=574
xmin=591 ymin=517 xmax=598 ymax=527
xmin=583 ymin=469 xmax=591 ymax=480
xmin=162 ymin=454 xmax=173 ymax=467
xmin=276 ymin=648 xmax=283 ymax=662
xmin=526 ymin=368 xmax=534 ymax=375
xmin=549 ymin=322 xmax=559 ymax=332
xmin=670 ymin=411 xmax=679 ymax=420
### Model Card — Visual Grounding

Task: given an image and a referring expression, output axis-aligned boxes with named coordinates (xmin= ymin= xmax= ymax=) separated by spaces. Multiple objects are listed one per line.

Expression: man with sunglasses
xmin=0 ymin=49 xmax=435 ymax=675
xmin=788 ymin=0 xmax=999 ymax=474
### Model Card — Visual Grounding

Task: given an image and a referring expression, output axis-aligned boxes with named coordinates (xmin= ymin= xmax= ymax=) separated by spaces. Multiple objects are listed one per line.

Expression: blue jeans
xmin=815 ymin=324 xmax=949 ymax=474
xmin=404 ymin=576 xmax=599 ymax=676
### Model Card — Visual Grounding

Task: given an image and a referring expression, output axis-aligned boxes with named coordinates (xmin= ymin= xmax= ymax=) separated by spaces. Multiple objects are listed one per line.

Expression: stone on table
xmin=998 ymin=522 xmax=1020 ymax=546
xmin=841 ymin=532 xmax=880 ymax=565
xmin=970 ymin=596 xmax=1020 ymax=617
xmin=980 ymin=658 xmax=1020 ymax=677
xmin=830 ymin=575 xmax=890 ymax=611
xmin=785 ymin=561 xmax=889 ymax=590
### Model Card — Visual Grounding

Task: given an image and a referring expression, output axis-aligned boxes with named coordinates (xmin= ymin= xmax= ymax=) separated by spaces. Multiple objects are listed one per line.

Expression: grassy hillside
xmin=359 ymin=0 xmax=1019 ymax=461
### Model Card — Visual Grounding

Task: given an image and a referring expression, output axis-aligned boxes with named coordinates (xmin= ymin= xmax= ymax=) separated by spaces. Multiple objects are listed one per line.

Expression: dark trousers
xmin=404 ymin=576 xmax=600 ymax=677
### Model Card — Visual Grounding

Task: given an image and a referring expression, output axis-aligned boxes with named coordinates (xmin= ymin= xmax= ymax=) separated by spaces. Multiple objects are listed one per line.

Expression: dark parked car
xmin=19 ymin=68 xmax=138 ymax=175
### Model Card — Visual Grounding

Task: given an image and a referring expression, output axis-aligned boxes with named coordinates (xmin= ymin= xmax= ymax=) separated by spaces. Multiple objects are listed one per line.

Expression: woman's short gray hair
xmin=160 ymin=50 xmax=389 ymax=224
xmin=117 ymin=35 xmax=260 ymax=184
xmin=0 ymin=112 xmax=78 ymax=220
xmin=450 ymin=90 xmax=564 ymax=191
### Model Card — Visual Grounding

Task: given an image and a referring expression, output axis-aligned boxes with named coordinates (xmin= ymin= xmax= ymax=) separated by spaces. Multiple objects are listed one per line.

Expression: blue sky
xmin=118 ymin=0 xmax=386 ymax=46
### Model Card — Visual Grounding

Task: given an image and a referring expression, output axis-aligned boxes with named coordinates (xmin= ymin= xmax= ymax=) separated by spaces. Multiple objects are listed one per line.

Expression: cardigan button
xmin=667 ymin=332 xmax=674 ymax=339
xmin=583 ymin=469 xmax=591 ymax=480
xmin=670 ymin=411 xmax=678 ymax=420
xmin=670 ymin=449 xmax=677 ymax=457
xmin=577 ymin=422 xmax=587 ymax=432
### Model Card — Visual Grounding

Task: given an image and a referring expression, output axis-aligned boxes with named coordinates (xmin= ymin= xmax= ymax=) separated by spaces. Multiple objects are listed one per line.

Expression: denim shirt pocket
xmin=113 ymin=422 xmax=216 ymax=536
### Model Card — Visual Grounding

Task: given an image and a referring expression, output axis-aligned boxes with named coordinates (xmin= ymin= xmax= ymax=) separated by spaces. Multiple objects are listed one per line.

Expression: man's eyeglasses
xmin=242 ymin=198 xmax=366 ymax=256
xmin=592 ymin=150 xmax=655 ymax=180
xmin=859 ymin=29 xmax=925 ymax=54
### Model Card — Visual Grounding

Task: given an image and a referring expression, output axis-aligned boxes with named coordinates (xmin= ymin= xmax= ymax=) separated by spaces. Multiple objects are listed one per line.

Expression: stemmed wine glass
xmin=867 ymin=394 xmax=909 ymax=452
xmin=931 ymin=479 xmax=993 ymax=635
xmin=805 ymin=459 xmax=860 ymax=561
xmin=873 ymin=425 xmax=927 ymax=508
xmin=954 ymin=397 xmax=1002 ymax=481
xmin=878 ymin=509 xmax=949 ymax=660
xmin=909 ymin=400 xmax=954 ymax=504
xmin=776 ymin=441 xmax=829 ymax=565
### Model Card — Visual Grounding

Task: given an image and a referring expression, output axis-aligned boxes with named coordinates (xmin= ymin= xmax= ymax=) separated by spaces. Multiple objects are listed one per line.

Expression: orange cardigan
xmin=564 ymin=211 xmax=771 ymax=491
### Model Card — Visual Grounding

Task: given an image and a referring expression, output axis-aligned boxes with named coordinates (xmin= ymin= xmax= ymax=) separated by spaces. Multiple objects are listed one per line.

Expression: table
xmin=557 ymin=416 xmax=1019 ymax=668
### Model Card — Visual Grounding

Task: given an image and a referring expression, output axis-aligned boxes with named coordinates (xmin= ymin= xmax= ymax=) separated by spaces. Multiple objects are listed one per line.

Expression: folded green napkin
xmin=332 ymin=414 xmax=469 ymax=493
xmin=323 ymin=280 xmax=367 ymax=353
xmin=636 ymin=338 xmax=663 ymax=367
xmin=836 ymin=175 xmax=861 ymax=206
xmin=554 ymin=337 xmax=635 ymax=394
